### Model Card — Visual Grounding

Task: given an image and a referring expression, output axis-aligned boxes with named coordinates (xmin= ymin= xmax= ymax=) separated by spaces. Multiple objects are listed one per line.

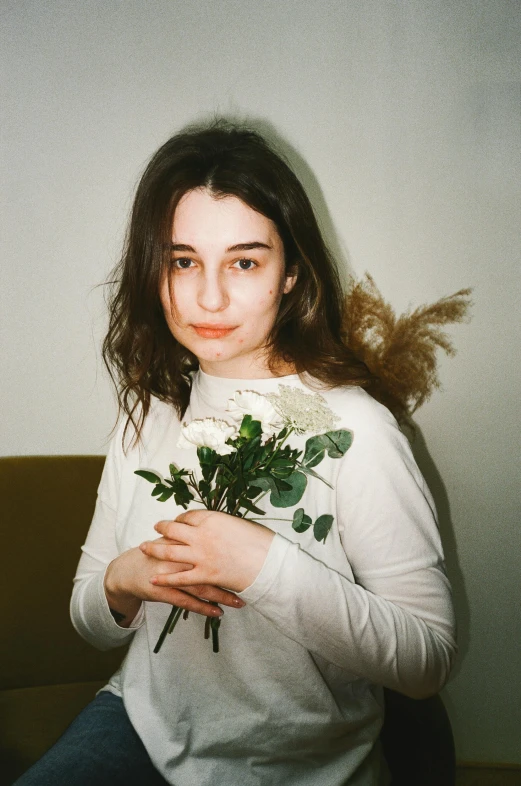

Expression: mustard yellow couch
xmin=0 ymin=456 xmax=125 ymax=785
xmin=0 ymin=455 xmax=455 ymax=785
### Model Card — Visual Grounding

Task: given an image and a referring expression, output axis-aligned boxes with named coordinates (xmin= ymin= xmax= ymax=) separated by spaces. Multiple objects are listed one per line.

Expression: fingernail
xmin=213 ymin=608 xmax=223 ymax=616
xmin=233 ymin=598 xmax=246 ymax=607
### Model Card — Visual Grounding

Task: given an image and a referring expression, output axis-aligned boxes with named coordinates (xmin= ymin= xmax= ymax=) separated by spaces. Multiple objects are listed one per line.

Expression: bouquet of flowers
xmin=135 ymin=385 xmax=352 ymax=653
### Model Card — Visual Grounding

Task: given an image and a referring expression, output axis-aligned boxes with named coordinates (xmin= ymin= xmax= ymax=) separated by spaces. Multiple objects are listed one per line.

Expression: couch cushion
xmin=0 ymin=456 xmax=125 ymax=690
xmin=0 ymin=680 xmax=107 ymax=785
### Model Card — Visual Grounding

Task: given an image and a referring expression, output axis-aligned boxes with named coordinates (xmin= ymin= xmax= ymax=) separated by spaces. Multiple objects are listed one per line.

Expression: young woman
xmin=17 ymin=121 xmax=457 ymax=785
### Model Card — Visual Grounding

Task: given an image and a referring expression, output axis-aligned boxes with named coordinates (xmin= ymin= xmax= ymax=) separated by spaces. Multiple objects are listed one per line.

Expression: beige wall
xmin=2 ymin=0 xmax=520 ymax=764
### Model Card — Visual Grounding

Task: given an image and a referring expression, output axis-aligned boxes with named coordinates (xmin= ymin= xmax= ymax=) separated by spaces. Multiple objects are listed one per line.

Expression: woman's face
xmin=160 ymin=188 xmax=296 ymax=378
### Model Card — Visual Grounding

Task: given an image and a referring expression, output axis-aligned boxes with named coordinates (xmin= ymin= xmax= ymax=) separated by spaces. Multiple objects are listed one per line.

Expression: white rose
xmin=177 ymin=418 xmax=238 ymax=455
xmin=226 ymin=390 xmax=284 ymax=437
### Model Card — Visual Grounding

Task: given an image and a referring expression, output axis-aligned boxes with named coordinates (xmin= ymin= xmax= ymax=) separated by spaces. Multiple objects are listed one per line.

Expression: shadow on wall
xmin=198 ymin=111 xmax=356 ymax=286
xmin=256 ymin=118 xmax=355 ymax=288
xmin=252 ymin=112 xmax=471 ymax=689
xmin=248 ymin=115 xmax=472 ymax=673
xmin=411 ymin=425 xmax=470 ymax=683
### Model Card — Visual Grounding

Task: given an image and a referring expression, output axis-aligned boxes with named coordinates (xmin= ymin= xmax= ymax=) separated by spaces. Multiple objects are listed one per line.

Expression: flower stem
xmin=188 ymin=473 xmax=208 ymax=507
xmin=210 ymin=616 xmax=221 ymax=653
xmin=297 ymin=461 xmax=334 ymax=489
xmin=153 ymin=605 xmax=182 ymax=654
xmin=263 ymin=428 xmax=294 ymax=471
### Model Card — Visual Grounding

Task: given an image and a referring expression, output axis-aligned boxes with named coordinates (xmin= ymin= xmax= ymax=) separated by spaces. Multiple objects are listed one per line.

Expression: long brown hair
xmin=103 ymin=120 xmax=382 ymax=443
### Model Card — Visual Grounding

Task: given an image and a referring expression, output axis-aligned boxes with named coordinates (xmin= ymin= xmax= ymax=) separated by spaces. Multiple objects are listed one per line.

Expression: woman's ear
xmin=283 ymin=266 xmax=298 ymax=294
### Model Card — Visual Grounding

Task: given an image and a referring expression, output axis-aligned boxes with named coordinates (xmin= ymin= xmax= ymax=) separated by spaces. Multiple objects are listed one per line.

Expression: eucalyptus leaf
xmin=251 ymin=476 xmax=273 ymax=491
xmin=134 ymin=470 xmax=163 ymax=484
xmin=302 ymin=435 xmax=328 ymax=468
xmin=313 ymin=514 xmax=334 ymax=543
xmin=255 ymin=471 xmax=307 ymax=508
xmin=303 ymin=430 xmax=352 ymax=467
xmin=322 ymin=429 xmax=352 ymax=458
xmin=292 ymin=508 xmax=312 ymax=533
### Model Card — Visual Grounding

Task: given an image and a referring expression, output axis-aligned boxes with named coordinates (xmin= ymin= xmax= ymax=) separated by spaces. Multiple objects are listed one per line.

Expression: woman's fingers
xmin=151 ymin=578 xmax=244 ymax=608
xmin=151 ymin=567 xmax=206 ymax=588
xmin=150 ymin=510 xmax=274 ymax=592
xmin=140 ymin=540 xmax=190 ymax=563
xmin=156 ymin=588 xmax=224 ymax=617
xmin=154 ymin=519 xmax=195 ymax=543
xmin=148 ymin=510 xmax=275 ymax=592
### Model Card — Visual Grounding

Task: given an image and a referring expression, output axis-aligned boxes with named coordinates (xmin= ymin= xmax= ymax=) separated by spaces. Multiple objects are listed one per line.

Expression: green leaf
xmin=303 ymin=430 xmax=352 ymax=467
xmin=197 ymin=446 xmax=219 ymax=483
xmin=292 ymin=508 xmax=312 ymax=533
xmin=255 ymin=471 xmax=307 ymax=508
xmin=237 ymin=497 xmax=265 ymax=516
xmin=197 ymin=446 xmax=218 ymax=465
xmin=157 ymin=488 xmax=175 ymax=502
xmin=302 ymin=436 xmax=328 ymax=468
xmin=199 ymin=480 xmax=211 ymax=499
xmin=242 ymin=439 xmax=262 ymax=470
xmin=313 ymin=514 xmax=334 ymax=543
xmin=151 ymin=484 xmax=166 ymax=497
xmin=173 ymin=487 xmax=194 ymax=508
xmin=239 ymin=415 xmax=263 ymax=440
xmin=322 ymin=429 xmax=352 ymax=458
xmin=134 ymin=469 xmax=163 ymax=484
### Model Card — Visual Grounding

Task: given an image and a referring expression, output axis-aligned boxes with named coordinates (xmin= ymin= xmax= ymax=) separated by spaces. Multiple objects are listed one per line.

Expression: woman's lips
xmin=192 ymin=324 xmax=237 ymax=338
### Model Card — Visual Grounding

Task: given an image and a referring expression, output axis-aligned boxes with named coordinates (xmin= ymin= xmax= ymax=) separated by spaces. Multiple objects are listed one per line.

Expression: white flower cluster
xmin=267 ymin=385 xmax=339 ymax=435
xmin=226 ymin=390 xmax=283 ymax=437
xmin=177 ymin=418 xmax=238 ymax=455
xmin=176 ymin=387 xmax=339 ymax=454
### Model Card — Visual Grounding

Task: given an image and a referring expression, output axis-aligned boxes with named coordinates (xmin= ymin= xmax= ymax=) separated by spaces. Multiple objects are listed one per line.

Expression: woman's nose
xmin=197 ymin=271 xmax=229 ymax=312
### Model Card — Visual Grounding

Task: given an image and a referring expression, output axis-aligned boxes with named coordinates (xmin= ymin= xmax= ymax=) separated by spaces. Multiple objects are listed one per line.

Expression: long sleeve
xmin=67 ymin=375 xmax=454 ymax=785
xmin=70 ymin=428 xmax=145 ymax=651
xmin=238 ymin=395 xmax=457 ymax=699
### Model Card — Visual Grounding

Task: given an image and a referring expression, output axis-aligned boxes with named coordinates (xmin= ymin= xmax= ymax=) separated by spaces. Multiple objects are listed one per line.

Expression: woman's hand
xmin=104 ymin=539 xmax=245 ymax=628
xmin=140 ymin=509 xmax=275 ymax=593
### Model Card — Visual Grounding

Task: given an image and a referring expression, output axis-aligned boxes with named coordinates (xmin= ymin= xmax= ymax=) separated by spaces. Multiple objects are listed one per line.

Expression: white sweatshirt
xmin=71 ymin=370 xmax=456 ymax=786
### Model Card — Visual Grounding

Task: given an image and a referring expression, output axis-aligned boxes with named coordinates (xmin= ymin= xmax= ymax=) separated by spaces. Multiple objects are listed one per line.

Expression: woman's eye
xmin=172 ymin=257 xmax=195 ymax=270
xmin=233 ymin=258 xmax=257 ymax=270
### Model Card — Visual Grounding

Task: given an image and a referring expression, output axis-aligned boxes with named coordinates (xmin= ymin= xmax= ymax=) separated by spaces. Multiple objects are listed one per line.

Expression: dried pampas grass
xmin=343 ymin=274 xmax=472 ymax=422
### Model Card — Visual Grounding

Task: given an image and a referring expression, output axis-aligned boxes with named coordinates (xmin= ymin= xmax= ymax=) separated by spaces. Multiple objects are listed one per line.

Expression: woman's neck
xmin=198 ymin=356 xmax=297 ymax=380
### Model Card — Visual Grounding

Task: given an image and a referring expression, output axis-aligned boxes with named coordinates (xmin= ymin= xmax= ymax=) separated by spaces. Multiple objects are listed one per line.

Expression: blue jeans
xmin=13 ymin=690 xmax=170 ymax=786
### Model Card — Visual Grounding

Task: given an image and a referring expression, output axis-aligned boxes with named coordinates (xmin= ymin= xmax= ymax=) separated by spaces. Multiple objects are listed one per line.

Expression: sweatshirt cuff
xmin=238 ymin=533 xmax=292 ymax=604
xmin=97 ymin=567 xmax=146 ymax=631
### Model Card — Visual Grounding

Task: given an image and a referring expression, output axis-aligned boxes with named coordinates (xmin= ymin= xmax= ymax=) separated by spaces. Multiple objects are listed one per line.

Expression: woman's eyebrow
xmin=226 ymin=241 xmax=272 ymax=252
xmin=170 ymin=241 xmax=272 ymax=253
xmin=171 ymin=243 xmax=196 ymax=252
